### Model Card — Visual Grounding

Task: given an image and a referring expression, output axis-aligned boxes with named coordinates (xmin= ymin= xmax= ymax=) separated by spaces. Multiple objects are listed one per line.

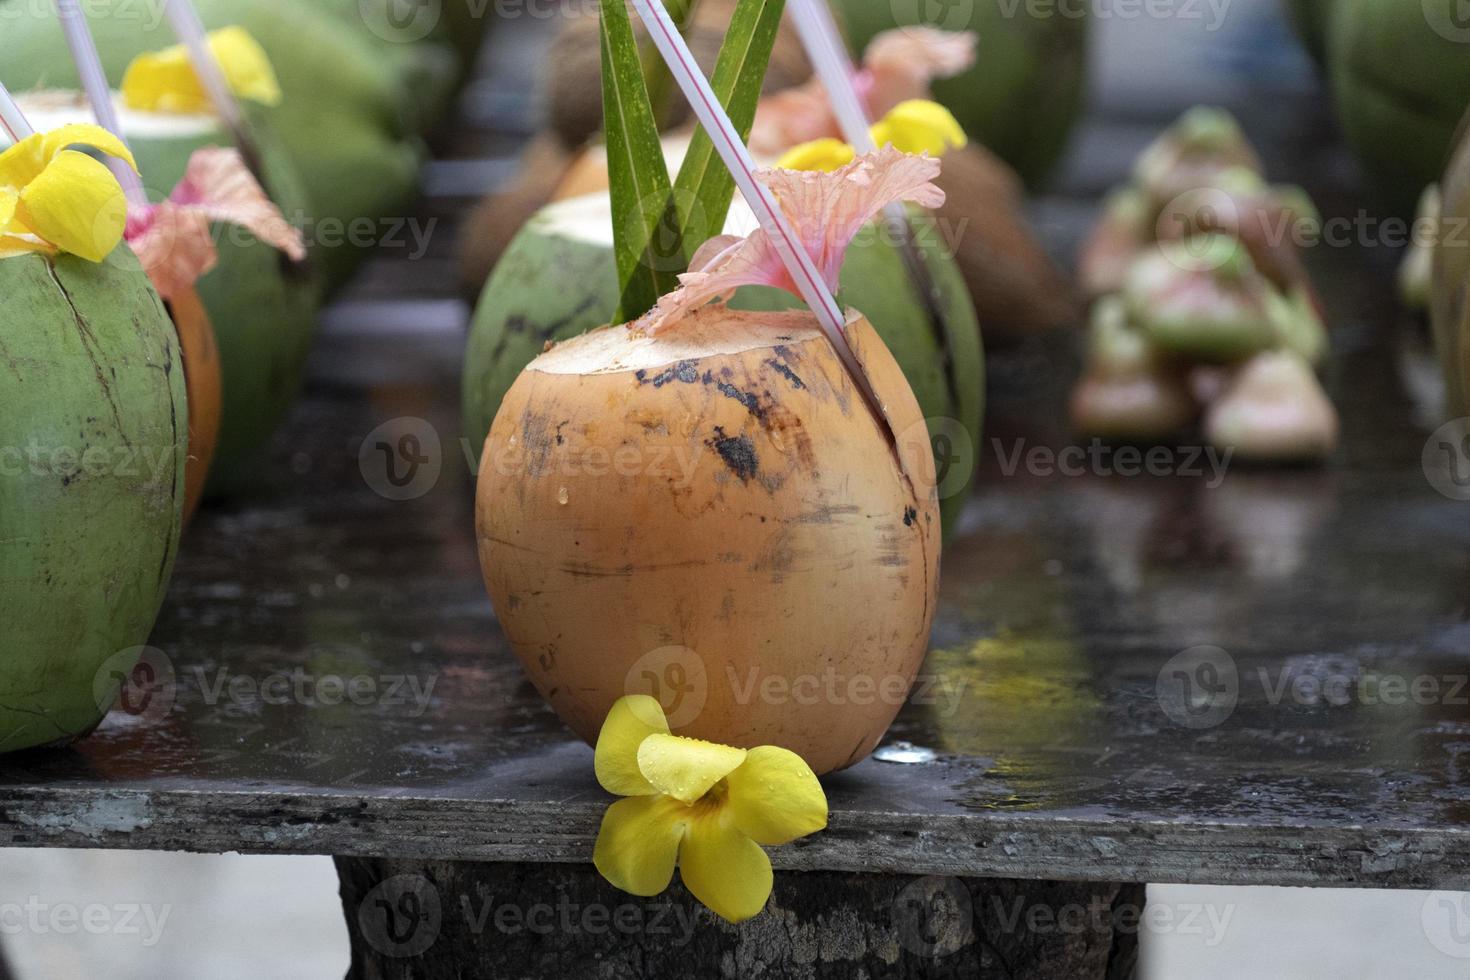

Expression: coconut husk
xmin=543 ymin=0 xmax=812 ymax=152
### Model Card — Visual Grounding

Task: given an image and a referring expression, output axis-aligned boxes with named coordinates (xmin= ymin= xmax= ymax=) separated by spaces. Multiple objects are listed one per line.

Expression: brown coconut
xmin=476 ymin=308 xmax=940 ymax=775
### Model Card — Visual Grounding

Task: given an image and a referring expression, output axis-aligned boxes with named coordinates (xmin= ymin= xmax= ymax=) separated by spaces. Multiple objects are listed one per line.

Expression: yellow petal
xmin=724 ymin=745 xmax=829 ymax=846
xmin=592 ymin=794 xmax=688 ymax=897
xmin=636 ymin=733 xmax=747 ymax=804
xmin=870 ymin=99 xmax=968 ymax=158
xmin=777 ymin=137 xmax=856 ymax=173
xmin=0 ymin=189 xmax=17 ymax=231
xmin=680 ymin=813 xmax=773 ymax=922
xmin=16 ymin=151 xmax=128 ymax=263
xmin=122 ymin=27 xmax=282 ymax=113
xmin=0 ymin=125 xmax=137 ymax=189
xmin=594 ymin=695 xmax=670 ymax=796
xmin=0 ymin=235 xmax=52 ymax=260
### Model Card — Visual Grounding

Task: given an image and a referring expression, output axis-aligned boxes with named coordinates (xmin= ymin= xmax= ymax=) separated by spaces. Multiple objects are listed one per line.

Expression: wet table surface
xmin=1 ymin=20 xmax=1468 ymax=891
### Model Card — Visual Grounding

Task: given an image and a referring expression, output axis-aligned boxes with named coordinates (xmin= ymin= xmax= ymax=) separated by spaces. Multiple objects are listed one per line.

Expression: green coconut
xmin=1328 ymin=0 xmax=1470 ymax=214
xmin=0 ymin=0 xmax=425 ymax=291
xmin=1431 ymin=116 xmax=1470 ymax=415
xmin=0 ymin=248 xmax=186 ymax=753
xmin=830 ymin=0 xmax=1088 ymax=186
xmin=19 ymin=93 xmax=323 ymax=493
xmin=463 ymin=191 xmax=986 ymax=536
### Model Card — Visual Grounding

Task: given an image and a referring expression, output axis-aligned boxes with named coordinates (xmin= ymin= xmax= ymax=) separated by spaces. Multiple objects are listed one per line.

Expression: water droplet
xmin=557 ymin=487 xmax=570 ymax=505
xmin=874 ymin=741 xmax=935 ymax=764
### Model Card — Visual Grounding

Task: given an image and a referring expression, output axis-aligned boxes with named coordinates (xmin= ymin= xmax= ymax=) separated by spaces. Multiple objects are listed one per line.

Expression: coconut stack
xmin=0 ymin=0 xmax=434 ymax=291
xmin=1073 ymin=108 xmax=1339 ymax=463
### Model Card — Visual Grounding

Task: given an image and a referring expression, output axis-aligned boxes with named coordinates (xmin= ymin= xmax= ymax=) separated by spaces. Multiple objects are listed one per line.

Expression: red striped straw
xmin=0 ymin=82 xmax=34 ymax=141
xmin=626 ymin=0 xmax=885 ymax=419
xmin=54 ymin=0 xmax=149 ymax=205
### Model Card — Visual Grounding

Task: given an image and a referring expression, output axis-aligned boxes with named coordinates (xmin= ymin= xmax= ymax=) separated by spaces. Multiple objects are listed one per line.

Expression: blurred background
xmin=0 ymin=0 xmax=1466 ymax=976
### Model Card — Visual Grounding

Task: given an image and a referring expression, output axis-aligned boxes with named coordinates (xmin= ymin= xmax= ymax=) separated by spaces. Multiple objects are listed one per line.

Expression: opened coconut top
xmin=530 ymin=307 xmax=838 ymax=376
xmin=16 ymin=90 xmax=221 ymax=139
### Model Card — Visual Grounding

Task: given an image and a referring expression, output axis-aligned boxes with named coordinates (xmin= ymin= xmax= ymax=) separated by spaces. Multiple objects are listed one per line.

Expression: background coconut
xmin=462 ymin=190 xmax=985 ymax=537
xmin=0 ymin=0 xmax=425 ymax=291
xmin=830 ymin=0 xmax=1089 ymax=186
xmin=1283 ymin=0 xmax=1334 ymax=67
xmin=1327 ymin=0 xmax=1470 ymax=215
xmin=477 ymin=309 xmax=940 ymax=775
xmin=0 ymin=249 xmax=187 ymax=753
xmin=541 ymin=0 xmax=813 ymax=152
xmin=1432 ymin=113 xmax=1470 ymax=415
xmin=19 ymin=93 xmax=324 ymax=493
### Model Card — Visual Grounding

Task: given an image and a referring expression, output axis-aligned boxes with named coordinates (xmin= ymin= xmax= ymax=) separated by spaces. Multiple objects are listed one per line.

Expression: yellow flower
xmin=870 ymin=99 xmax=968 ymax=157
xmin=0 ymin=124 xmax=138 ymax=263
xmin=777 ymin=137 xmax=857 ymax=173
xmin=122 ymin=27 xmax=282 ymax=114
xmin=592 ymin=696 xmax=828 ymax=923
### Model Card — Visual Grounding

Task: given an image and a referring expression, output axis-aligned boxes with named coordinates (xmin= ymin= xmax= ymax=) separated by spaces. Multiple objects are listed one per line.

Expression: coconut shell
xmin=1432 ymin=114 xmax=1470 ymax=415
xmin=476 ymin=308 xmax=940 ymax=775
xmin=169 ymin=287 xmax=223 ymax=526
xmin=0 ymin=250 xmax=187 ymax=752
xmin=543 ymin=0 xmax=813 ymax=151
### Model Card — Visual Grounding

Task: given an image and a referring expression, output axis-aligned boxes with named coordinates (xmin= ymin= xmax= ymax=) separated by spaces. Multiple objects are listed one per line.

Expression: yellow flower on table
xmin=593 ymin=696 xmax=829 ymax=923
xmin=0 ymin=124 xmax=137 ymax=263
xmin=122 ymin=26 xmax=282 ymax=114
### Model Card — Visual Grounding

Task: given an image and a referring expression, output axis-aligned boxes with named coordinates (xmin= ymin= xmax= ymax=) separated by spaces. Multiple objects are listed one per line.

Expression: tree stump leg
xmin=336 ymin=857 xmax=1143 ymax=979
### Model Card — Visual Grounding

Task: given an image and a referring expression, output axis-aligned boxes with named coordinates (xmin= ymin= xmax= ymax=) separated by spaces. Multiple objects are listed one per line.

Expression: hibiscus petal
xmin=171 ymin=148 xmax=305 ymax=261
xmin=863 ymin=28 xmax=977 ymax=117
xmin=594 ymin=695 xmax=670 ymax=796
xmin=636 ymin=733 xmax=747 ymax=804
xmin=593 ymin=794 xmax=688 ymax=897
xmin=637 ymin=147 xmax=944 ymax=334
xmin=126 ymin=202 xmax=219 ymax=301
xmin=680 ymin=814 xmax=773 ymax=923
xmin=17 ymin=151 xmax=128 ymax=263
xmin=724 ymin=745 xmax=828 ymax=846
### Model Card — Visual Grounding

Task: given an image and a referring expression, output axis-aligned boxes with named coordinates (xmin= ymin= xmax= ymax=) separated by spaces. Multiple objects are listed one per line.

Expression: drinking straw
xmin=0 ymin=82 xmax=35 ymax=142
xmin=162 ymin=0 xmax=262 ymax=172
xmin=626 ymin=0 xmax=886 ymax=420
xmin=55 ymin=0 xmax=148 ymax=205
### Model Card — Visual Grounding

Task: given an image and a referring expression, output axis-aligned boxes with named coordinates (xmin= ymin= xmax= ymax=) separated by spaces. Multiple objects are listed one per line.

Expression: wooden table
xmin=1 ymin=15 xmax=1468 ymax=980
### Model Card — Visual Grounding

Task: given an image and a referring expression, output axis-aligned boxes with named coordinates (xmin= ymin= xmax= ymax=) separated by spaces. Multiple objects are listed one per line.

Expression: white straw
xmin=54 ymin=0 xmax=148 ymax=205
xmin=0 ymin=82 xmax=35 ymax=142
xmin=627 ymin=0 xmax=884 ymax=418
xmin=163 ymin=0 xmax=248 ymax=137
xmin=787 ymin=0 xmax=877 ymax=153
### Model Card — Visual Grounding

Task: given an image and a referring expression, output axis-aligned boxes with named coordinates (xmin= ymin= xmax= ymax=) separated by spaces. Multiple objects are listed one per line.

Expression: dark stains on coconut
xmin=706 ymin=426 xmax=759 ymax=482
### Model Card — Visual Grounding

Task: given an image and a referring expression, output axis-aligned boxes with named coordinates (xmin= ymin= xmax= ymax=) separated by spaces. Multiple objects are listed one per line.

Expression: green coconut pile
xmin=1072 ymin=108 xmax=1339 ymax=463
